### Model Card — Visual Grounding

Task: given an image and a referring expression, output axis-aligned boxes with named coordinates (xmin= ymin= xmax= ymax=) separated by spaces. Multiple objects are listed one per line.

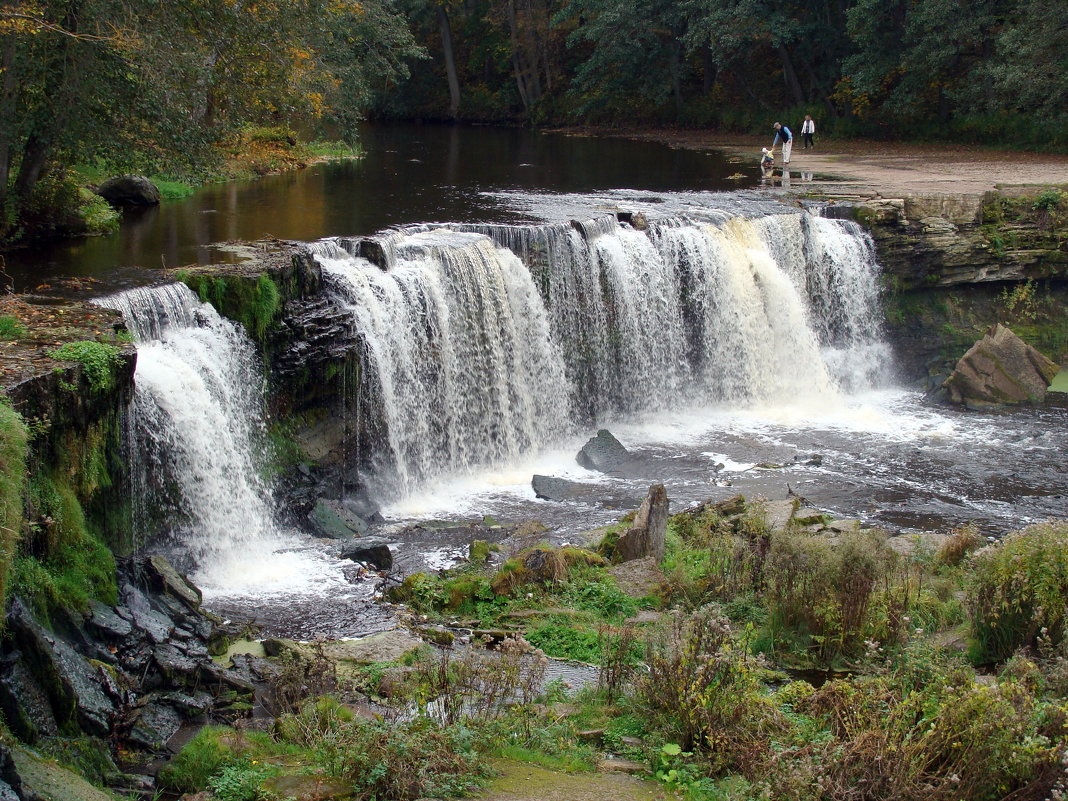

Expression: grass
xmin=0 ymin=316 xmax=24 ymax=339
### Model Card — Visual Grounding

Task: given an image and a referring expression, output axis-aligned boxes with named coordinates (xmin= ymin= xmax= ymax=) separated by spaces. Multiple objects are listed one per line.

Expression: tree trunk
xmin=701 ymin=47 xmax=716 ymax=95
xmin=437 ymin=5 xmax=461 ymax=119
xmin=670 ymin=38 xmax=682 ymax=120
xmin=14 ymin=134 xmax=51 ymax=203
xmin=777 ymin=44 xmax=806 ymax=107
xmin=0 ymin=36 xmax=18 ymax=210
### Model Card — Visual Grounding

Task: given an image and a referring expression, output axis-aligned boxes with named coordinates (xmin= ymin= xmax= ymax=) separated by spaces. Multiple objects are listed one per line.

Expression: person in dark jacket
xmin=772 ymin=122 xmax=793 ymax=164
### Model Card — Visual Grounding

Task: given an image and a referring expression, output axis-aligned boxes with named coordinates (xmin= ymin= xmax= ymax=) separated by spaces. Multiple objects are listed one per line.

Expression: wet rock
xmin=95 ymin=174 xmax=161 ymax=206
xmin=576 ymin=429 xmax=630 ymax=473
xmin=127 ymin=698 xmax=184 ymax=751
xmin=6 ymin=599 xmax=116 ymax=736
xmin=310 ymin=499 xmax=369 ymax=538
xmin=146 ymin=555 xmax=203 ymax=611
xmin=608 ymin=557 xmax=666 ymax=599
xmin=615 ymin=484 xmax=669 ymax=562
xmin=532 ymin=474 xmax=589 ymax=501
xmin=0 ymin=653 xmax=59 ymax=742
xmin=10 ymin=744 xmax=114 ymax=801
xmin=944 ymin=324 xmax=1059 ymax=407
xmin=339 ymin=540 xmax=393 ymax=570
xmin=121 ymin=583 xmax=176 ymax=644
xmin=86 ymin=600 xmax=133 ymax=641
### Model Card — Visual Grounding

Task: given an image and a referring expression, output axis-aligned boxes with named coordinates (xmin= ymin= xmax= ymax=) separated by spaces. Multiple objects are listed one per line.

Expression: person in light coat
xmin=801 ymin=115 xmax=815 ymax=149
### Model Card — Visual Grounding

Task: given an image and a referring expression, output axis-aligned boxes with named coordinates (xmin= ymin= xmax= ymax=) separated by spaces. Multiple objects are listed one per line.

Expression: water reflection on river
xmin=6 ymin=123 xmax=757 ymax=289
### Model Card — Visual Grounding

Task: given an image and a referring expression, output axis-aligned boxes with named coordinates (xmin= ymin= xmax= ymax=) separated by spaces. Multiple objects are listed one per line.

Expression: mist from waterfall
xmin=313 ymin=208 xmax=891 ymax=500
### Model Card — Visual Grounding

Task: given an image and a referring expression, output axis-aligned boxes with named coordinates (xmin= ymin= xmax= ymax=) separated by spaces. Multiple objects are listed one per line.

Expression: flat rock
xmin=532 ymin=474 xmax=591 ymax=502
xmin=607 ymin=557 xmax=665 ymax=599
xmin=598 ymin=758 xmax=647 ymax=775
xmin=10 ymin=746 xmax=114 ymax=801
xmin=323 ymin=630 xmax=423 ymax=665
xmin=576 ymin=430 xmax=630 ymax=473
xmin=763 ymin=498 xmax=799 ymax=534
xmin=474 ymin=760 xmax=666 ymax=801
xmin=265 ymin=775 xmax=353 ymax=801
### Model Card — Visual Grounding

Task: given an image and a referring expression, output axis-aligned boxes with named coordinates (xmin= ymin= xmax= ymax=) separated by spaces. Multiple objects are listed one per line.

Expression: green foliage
xmin=526 ymin=623 xmax=602 ymax=663
xmin=158 ymin=726 xmax=248 ymax=793
xmin=14 ymin=471 xmax=117 ymax=615
xmin=0 ymin=398 xmax=28 ymax=610
xmin=765 ymin=530 xmax=897 ymax=663
xmin=48 ymin=341 xmax=124 ymax=394
xmin=968 ymin=521 xmax=1068 ymax=662
xmin=208 ymin=763 xmax=275 ymax=801
xmin=76 ymin=189 xmax=120 ymax=235
xmin=0 ymin=317 xmax=25 ymax=340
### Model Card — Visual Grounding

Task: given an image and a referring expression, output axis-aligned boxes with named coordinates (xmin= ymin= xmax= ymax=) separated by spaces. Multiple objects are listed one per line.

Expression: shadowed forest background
xmin=2 ymin=0 xmax=1067 ymax=244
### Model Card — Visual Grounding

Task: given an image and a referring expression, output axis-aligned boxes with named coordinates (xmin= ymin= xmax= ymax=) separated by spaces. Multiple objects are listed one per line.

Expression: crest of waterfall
xmin=314 ymin=207 xmax=891 ymax=499
xmin=313 ymin=230 xmax=572 ymax=496
xmin=94 ymin=283 xmax=284 ymax=589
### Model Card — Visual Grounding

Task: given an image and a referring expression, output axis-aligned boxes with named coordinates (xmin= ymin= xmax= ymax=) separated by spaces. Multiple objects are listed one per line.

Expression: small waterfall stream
xmin=312 ymin=208 xmax=891 ymax=500
xmin=95 ymin=284 xmax=347 ymax=600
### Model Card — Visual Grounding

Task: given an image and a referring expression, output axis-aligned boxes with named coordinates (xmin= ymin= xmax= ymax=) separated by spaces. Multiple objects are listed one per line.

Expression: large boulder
xmin=615 ymin=484 xmax=669 ymax=562
xmin=576 ymin=429 xmax=630 ymax=473
xmin=95 ymin=174 xmax=161 ymax=206
xmin=532 ymin=474 xmax=589 ymax=501
xmin=943 ymin=324 xmax=1059 ymax=407
xmin=339 ymin=540 xmax=393 ymax=570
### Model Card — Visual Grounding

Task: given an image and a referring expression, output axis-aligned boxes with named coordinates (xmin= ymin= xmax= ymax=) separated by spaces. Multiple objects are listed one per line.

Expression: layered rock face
xmin=943 ymin=323 xmax=1059 ymax=407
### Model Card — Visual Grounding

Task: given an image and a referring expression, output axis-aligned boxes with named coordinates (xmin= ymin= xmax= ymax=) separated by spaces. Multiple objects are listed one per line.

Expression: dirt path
xmin=473 ymin=761 xmax=671 ymax=801
xmin=557 ymin=128 xmax=1068 ymax=198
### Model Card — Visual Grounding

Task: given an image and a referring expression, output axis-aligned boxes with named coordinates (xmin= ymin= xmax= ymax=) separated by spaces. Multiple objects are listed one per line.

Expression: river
xmin=65 ymin=124 xmax=1068 ymax=638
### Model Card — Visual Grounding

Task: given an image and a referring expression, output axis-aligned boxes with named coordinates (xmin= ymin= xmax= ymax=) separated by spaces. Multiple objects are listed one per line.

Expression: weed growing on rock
xmin=48 ymin=340 xmax=123 ymax=393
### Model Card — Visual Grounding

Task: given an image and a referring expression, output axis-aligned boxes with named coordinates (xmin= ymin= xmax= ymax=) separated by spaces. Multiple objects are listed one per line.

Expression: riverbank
xmin=554 ymin=127 xmax=1068 ymax=197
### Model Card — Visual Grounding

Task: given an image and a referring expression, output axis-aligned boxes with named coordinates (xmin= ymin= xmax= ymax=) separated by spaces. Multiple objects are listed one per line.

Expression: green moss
xmin=178 ymin=272 xmax=282 ymax=341
xmin=0 ymin=398 xmax=29 ymax=609
xmin=14 ymin=471 xmax=117 ymax=617
xmin=48 ymin=341 xmax=123 ymax=394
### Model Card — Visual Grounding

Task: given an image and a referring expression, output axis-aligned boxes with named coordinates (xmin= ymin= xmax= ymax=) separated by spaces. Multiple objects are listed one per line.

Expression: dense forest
xmin=2 ymin=0 xmax=1067 ymax=243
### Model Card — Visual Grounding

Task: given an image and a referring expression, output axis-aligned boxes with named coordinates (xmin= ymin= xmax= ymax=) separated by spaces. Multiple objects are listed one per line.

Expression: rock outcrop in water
xmin=576 ymin=430 xmax=631 ymax=473
xmin=943 ymin=323 xmax=1059 ymax=407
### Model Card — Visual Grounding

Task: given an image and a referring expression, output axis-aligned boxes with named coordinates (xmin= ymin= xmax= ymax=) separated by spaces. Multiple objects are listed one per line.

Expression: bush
xmin=639 ymin=605 xmax=782 ymax=766
xmin=968 ymin=521 xmax=1068 ymax=662
xmin=765 ymin=530 xmax=896 ymax=662
xmin=158 ymin=726 xmax=240 ymax=793
xmin=937 ymin=525 xmax=985 ymax=567
xmin=49 ymin=341 xmax=124 ymax=393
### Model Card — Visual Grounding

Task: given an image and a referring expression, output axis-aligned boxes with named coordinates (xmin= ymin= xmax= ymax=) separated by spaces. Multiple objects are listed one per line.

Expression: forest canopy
xmin=2 ymin=0 xmax=1065 ymax=241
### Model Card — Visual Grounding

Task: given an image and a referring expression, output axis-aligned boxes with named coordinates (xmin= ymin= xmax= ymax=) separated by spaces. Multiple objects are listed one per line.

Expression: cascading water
xmin=95 ymin=284 xmax=349 ymax=600
xmin=312 ymin=206 xmax=891 ymax=501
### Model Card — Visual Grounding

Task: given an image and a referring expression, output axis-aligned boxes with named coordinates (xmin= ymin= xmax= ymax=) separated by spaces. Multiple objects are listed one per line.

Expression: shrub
xmin=968 ymin=521 xmax=1068 ymax=662
xmin=766 ymin=530 xmax=896 ymax=662
xmin=639 ymin=605 xmax=782 ymax=767
xmin=937 ymin=525 xmax=985 ymax=567
xmin=158 ymin=726 xmax=240 ymax=793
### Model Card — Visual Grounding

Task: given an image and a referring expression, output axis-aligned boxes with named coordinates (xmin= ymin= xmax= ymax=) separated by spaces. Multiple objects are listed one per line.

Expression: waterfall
xmin=313 ymin=207 xmax=890 ymax=499
xmin=314 ymin=230 xmax=571 ymax=495
xmin=94 ymin=283 xmax=291 ymax=592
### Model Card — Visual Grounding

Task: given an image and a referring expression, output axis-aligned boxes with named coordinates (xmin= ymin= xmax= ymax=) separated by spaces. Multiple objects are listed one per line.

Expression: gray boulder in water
xmin=532 ymin=474 xmax=589 ymax=501
xmin=576 ymin=429 xmax=630 ymax=473
xmin=615 ymin=484 xmax=669 ymax=562
xmin=96 ymin=174 xmax=161 ymax=206
xmin=943 ymin=324 xmax=1059 ymax=407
